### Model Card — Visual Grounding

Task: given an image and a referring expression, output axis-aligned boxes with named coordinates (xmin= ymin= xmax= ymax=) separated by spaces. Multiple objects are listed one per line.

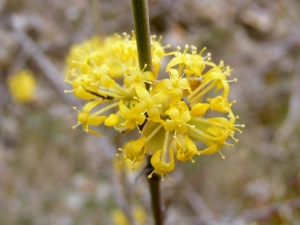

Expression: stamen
xmin=187 ymin=124 xmax=196 ymax=129
xmin=71 ymin=60 xmax=82 ymax=65
xmin=203 ymin=52 xmax=211 ymax=61
xmin=227 ymin=78 xmax=238 ymax=83
xmin=234 ymin=128 xmax=243 ymax=133
xmin=72 ymin=107 xmax=80 ymax=113
xmin=72 ymin=123 xmax=81 ymax=130
xmin=64 ymin=90 xmax=74 ymax=93
xmin=147 ymin=171 xmax=155 ymax=179
xmin=219 ymin=150 xmax=226 ymax=159
xmin=183 ymin=44 xmax=189 ymax=55
xmin=173 ymin=130 xmax=177 ymax=139
xmin=158 ymin=35 xmax=162 ymax=42
xmin=142 ymin=64 xmax=148 ymax=71
xmin=224 ymin=142 xmax=234 ymax=147
xmin=191 ymin=45 xmax=197 ymax=52
xmin=136 ymin=124 xmax=142 ymax=134
xmin=231 ymin=135 xmax=239 ymax=143
xmin=219 ymin=60 xmax=224 ymax=67
xmin=78 ymin=50 xmax=86 ymax=58
xmin=199 ymin=47 xmax=207 ymax=56
xmin=165 ymin=173 xmax=173 ymax=182
xmin=94 ymin=102 xmax=119 ymax=116
xmin=131 ymin=157 xmax=136 ymax=170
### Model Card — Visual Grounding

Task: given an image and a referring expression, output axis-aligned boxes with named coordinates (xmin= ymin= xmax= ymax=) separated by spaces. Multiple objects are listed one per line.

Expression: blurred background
xmin=1 ymin=0 xmax=300 ymax=224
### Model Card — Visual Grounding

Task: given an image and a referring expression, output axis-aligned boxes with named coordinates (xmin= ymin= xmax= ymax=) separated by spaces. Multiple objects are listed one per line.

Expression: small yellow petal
xmin=105 ymin=114 xmax=119 ymax=126
xmin=191 ymin=103 xmax=210 ymax=117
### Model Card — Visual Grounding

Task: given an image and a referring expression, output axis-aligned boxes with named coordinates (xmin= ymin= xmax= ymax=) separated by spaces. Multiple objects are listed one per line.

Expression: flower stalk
xmin=131 ymin=0 xmax=163 ymax=224
xmin=131 ymin=0 xmax=153 ymax=72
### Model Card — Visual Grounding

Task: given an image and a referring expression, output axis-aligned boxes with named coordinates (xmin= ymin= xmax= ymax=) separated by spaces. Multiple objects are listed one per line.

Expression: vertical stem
xmin=131 ymin=0 xmax=153 ymax=72
xmin=131 ymin=1 xmax=163 ymax=225
xmin=146 ymin=156 xmax=163 ymax=225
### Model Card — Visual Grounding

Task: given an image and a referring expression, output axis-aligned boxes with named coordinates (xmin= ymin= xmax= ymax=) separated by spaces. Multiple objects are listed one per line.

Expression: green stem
xmin=131 ymin=1 xmax=163 ymax=225
xmin=131 ymin=0 xmax=153 ymax=73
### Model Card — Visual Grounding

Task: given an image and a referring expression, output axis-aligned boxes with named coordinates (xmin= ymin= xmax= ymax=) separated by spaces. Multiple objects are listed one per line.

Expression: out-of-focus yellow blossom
xmin=111 ymin=209 xmax=130 ymax=225
xmin=8 ymin=70 xmax=37 ymax=104
xmin=64 ymin=32 xmax=244 ymax=181
xmin=111 ymin=205 xmax=147 ymax=225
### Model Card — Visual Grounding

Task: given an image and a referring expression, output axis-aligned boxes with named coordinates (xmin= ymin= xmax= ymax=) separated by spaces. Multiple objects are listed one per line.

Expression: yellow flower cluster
xmin=65 ymin=33 xmax=244 ymax=181
xmin=8 ymin=70 xmax=37 ymax=104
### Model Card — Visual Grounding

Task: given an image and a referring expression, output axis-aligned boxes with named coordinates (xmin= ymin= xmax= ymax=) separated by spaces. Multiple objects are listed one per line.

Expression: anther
xmin=231 ymin=135 xmax=239 ymax=143
xmin=219 ymin=151 xmax=226 ymax=159
xmin=142 ymin=64 xmax=147 ymax=71
xmin=165 ymin=173 xmax=173 ymax=182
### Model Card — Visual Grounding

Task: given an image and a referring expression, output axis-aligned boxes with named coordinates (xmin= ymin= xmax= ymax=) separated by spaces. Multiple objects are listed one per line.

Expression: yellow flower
xmin=166 ymin=44 xmax=191 ymax=73
xmin=148 ymin=149 xmax=174 ymax=181
xmin=134 ymin=83 xmax=169 ymax=122
xmin=118 ymin=100 xmax=146 ymax=129
xmin=199 ymin=141 xmax=226 ymax=159
xmin=8 ymin=70 xmax=37 ymax=104
xmin=175 ymin=135 xmax=199 ymax=162
xmin=65 ymin=73 xmax=108 ymax=100
xmin=161 ymin=102 xmax=191 ymax=137
xmin=152 ymin=68 xmax=191 ymax=104
xmin=207 ymin=95 xmax=233 ymax=113
xmin=65 ymin=36 xmax=102 ymax=76
xmin=201 ymin=61 xmax=235 ymax=99
xmin=88 ymin=64 xmax=116 ymax=88
xmin=72 ymin=100 xmax=107 ymax=136
xmin=119 ymin=137 xmax=146 ymax=169
xmin=124 ymin=66 xmax=155 ymax=88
